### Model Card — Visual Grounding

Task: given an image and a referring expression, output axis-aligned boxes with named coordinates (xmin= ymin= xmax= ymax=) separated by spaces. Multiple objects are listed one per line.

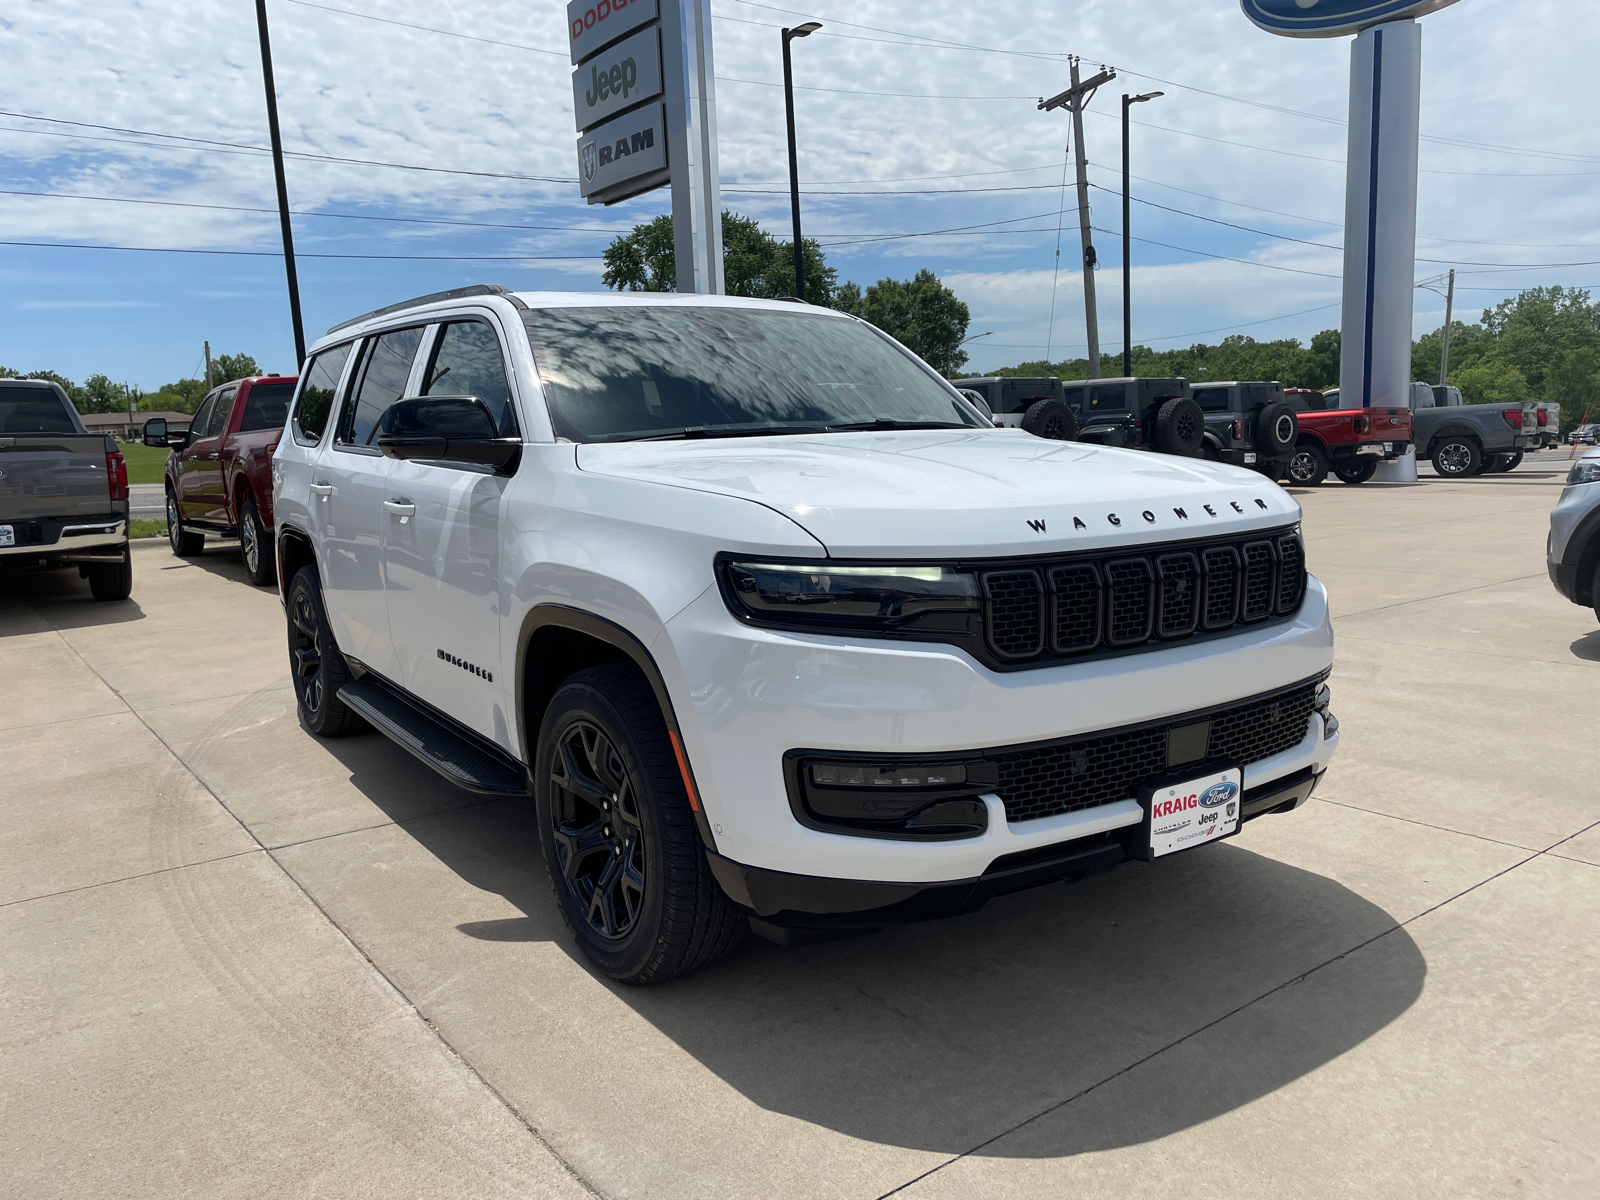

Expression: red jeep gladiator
xmin=1280 ymin=388 xmax=1413 ymax=486
xmin=143 ymin=374 xmax=296 ymax=585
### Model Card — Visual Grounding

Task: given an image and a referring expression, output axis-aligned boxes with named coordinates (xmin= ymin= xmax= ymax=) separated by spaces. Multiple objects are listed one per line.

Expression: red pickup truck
xmin=143 ymin=374 xmax=296 ymax=585
xmin=1280 ymin=388 xmax=1413 ymax=486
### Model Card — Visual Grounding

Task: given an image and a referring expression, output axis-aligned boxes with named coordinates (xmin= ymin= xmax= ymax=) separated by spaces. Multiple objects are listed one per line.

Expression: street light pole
xmin=254 ymin=0 xmax=306 ymax=369
xmin=1121 ymin=91 xmax=1162 ymax=378
xmin=781 ymin=23 xmax=821 ymax=302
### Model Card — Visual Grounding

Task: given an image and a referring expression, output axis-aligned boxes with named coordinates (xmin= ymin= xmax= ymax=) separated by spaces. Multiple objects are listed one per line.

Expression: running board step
xmin=337 ymin=677 xmax=530 ymax=796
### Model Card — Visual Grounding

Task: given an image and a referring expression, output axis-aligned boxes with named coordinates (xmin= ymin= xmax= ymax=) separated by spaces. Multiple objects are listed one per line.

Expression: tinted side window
xmin=1193 ymin=388 xmax=1230 ymax=413
xmin=189 ymin=393 xmax=221 ymax=440
xmin=1088 ymin=385 xmax=1126 ymax=410
xmin=293 ymin=344 xmax=353 ymax=445
xmin=422 ymin=321 xmax=517 ymax=436
xmin=238 ymin=382 xmax=295 ymax=433
xmin=204 ymin=387 xmax=237 ymax=437
xmin=1062 ymin=386 xmax=1084 ymax=413
xmin=340 ymin=327 xmax=424 ymax=447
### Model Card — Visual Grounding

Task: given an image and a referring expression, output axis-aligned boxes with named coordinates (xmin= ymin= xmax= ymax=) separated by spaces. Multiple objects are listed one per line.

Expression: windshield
xmin=522 ymin=306 xmax=983 ymax=442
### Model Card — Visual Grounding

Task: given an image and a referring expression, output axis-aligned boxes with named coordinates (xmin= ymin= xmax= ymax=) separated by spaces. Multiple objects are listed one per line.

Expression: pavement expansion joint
xmin=1313 ymin=795 xmax=1545 ymax=852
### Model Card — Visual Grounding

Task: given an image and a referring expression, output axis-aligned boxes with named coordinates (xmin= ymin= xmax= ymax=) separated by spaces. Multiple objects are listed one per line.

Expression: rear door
xmin=381 ymin=317 xmax=517 ymax=741
xmin=315 ymin=326 xmax=425 ymax=678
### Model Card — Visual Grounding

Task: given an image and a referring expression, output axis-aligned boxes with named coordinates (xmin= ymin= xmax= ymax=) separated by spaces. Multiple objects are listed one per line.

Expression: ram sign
xmin=1240 ymin=0 xmax=1460 ymax=37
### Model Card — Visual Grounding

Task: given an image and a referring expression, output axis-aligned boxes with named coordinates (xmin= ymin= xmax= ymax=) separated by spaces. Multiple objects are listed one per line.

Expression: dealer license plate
xmin=0 ymin=525 xmax=13 ymax=548
xmin=1144 ymin=767 xmax=1242 ymax=858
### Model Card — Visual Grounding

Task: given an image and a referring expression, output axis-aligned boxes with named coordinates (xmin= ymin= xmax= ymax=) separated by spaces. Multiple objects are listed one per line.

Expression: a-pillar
xmin=1339 ymin=19 xmax=1422 ymax=482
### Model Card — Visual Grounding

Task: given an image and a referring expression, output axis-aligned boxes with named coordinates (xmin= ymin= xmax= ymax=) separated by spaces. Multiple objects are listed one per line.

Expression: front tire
xmin=1431 ymin=437 xmax=1481 ymax=479
xmin=87 ymin=544 xmax=133 ymax=601
xmin=1285 ymin=444 xmax=1328 ymax=486
xmin=167 ymin=492 xmax=205 ymax=557
xmin=286 ymin=565 xmax=363 ymax=737
xmin=1334 ymin=460 xmax=1378 ymax=485
xmin=536 ymin=665 xmax=745 ymax=985
xmin=239 ymin=495 xmax=275 ymax=586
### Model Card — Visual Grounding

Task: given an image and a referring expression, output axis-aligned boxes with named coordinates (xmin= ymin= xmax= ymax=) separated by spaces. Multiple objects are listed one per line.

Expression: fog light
xmin=1323 ymin=713 xmax=1339 ymax=738
xmin=811 ymin=762 xmax=968 ymax=788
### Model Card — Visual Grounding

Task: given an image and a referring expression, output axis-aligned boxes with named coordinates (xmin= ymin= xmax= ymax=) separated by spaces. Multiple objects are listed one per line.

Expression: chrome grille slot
xmin=1047 ymin=563 xmax=1101 ymax=654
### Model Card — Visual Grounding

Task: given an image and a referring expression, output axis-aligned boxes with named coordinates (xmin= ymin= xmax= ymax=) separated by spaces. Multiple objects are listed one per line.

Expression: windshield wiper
xmin=632 ymin=425 xmax=831 ymax=441
xmin=824 ymin=419 xmax=970 ymax=432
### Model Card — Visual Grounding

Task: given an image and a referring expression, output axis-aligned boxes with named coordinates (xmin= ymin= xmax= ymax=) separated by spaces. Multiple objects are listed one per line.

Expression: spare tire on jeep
xmin=1021 ymin=398 xmax=1078 ymax=442
xmin=1153 ymin=397 xmax=1204 ymax=456
xmin=1254 ymin=401 xmax=1298 ymax=457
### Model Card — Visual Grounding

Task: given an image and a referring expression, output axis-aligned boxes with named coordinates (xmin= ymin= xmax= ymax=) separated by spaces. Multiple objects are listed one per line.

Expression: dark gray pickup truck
xmin=1325 ymin=382 xmax=1539 ymax=479
xmin=0 ymin=379 xmax=132 ymax=600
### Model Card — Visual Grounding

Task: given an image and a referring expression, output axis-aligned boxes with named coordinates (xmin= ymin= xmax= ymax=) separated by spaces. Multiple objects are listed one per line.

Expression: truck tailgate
xmin=0 ymin=435 xmax=113 ymax=522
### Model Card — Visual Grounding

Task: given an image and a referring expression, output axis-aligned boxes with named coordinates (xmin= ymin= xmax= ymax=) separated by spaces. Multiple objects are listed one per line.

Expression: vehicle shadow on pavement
xmin=0 ymin=567 xmax=147 ymax=633
xmin=345 ymin=786 xmax=1426 ymax=1159
xmin=1570 ymin=630 xmax=1600 ymax=661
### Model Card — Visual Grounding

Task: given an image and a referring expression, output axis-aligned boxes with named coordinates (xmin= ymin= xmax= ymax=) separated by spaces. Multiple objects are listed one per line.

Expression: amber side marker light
xmin=668 ymin=730 xmax=700 ymax=812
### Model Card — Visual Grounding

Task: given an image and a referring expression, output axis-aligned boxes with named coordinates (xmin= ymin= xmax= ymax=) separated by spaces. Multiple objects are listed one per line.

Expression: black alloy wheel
xmin=549 ymin=720 xmax=649 ymax=941
xmin=1286 ymin=444 xmax=1328 ymax=486
xmin=168 ymin=492 xmax=205 ymax=557
xmin=1334 ymin=460 xmax=1378 ymax=485
xmin=285 ymin=565 xmax=362 ymax=736
xmin=239 ymin=496 xmax=275 ymax=586
xmin=536 ymin=665 xmax=745 ymax=984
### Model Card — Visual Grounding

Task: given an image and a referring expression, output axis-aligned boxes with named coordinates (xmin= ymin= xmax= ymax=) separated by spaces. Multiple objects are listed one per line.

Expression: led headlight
xmin=721 ymin=559 xmax=980 ymax=633
xmin=1567 ymin=460 xmax=1600 ymax=486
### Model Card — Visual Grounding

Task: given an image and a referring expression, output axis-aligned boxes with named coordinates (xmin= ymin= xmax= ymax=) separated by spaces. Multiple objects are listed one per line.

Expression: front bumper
xmin=709 ymin=766 xmax=1325 ymax=929
xmin=663 ymin=574 xmax=1337 ymax=885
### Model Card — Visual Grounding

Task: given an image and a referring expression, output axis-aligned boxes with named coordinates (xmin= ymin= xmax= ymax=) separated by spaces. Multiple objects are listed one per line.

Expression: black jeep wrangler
xmin=1190 ymin=381 xmax=1299 ymax=476
xmin=1058 ymin=377 xmax=1205 ymax=458
xmin=950 ymin=376 xmax=1077 ymax=441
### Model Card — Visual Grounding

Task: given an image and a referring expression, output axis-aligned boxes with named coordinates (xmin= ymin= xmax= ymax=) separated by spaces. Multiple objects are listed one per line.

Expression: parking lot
xmin=2 ymin=452 xmax=1596 ymax=1199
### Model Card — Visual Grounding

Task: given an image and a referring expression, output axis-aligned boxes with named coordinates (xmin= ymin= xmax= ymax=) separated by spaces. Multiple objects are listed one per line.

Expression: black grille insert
xmin=1201 ymin=546 xmax=1241 ymax=630
xmin=1156 ymin=552 xmax=1200 ymax=638
xmin=982 ymin=569 xmax=1044 ymax=660
xmin=1241 ymin=541 xmax=1277 ymax=621
xmin=1106 ymin=558 xmax=1156 ymax=645
xmin=1048 ymin=563 xmax=1102 ymax=653
xmin=1276 ymin=535 xmax=1305 ymax=612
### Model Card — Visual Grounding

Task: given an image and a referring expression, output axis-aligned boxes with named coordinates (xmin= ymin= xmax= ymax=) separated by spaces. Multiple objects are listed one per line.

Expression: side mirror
xmin=376 ymin=396 xmax=521 ymax=473
xmin=142 ymin=417 xmax=168 ymax=447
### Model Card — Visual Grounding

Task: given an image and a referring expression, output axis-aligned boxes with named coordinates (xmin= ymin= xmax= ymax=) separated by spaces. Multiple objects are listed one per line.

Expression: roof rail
xmin=325 ymin=283 xmax=525 ymax=336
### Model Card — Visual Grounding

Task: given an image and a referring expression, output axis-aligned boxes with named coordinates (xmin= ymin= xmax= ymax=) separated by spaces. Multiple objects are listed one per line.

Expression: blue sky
xmin=2 ymin=0 xmax=1597 ymax=389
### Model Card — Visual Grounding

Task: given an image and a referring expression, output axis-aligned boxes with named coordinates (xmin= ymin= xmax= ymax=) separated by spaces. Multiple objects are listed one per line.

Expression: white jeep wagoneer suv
xmin=273 ymin=284 xmax=1339 ymax=983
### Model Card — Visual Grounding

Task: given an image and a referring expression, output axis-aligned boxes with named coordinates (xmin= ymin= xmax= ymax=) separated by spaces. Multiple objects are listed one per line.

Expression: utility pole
xmin=781 ymin=22 xmax=822 ymax=302
xmin=1041 ymin=59 xmax=1114 ymax=378
xmin=254 ymin=0 xmax=307 ymax=367
xmin=1438 ymin=267 xmax=1455 ymax=386
xmin=124 ymin=382 xmax=133 ymax=440
xmin=204 ymin=340 xmax=213 ymax=390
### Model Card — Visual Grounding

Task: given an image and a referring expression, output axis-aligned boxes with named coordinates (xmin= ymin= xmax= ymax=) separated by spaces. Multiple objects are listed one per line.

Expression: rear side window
xmin=238 ymin=382 xmax=296 ymax=433
xmin=1193 ymin=388 xmax=1230 ymax=413
xmin=1061 ymin=385 xmax=1083 ymax=412
xmin=0 ymin=385 xmax=78 ymax=433
xmin=421 ymin=321 xmax=517 ymax=437
xmin=1088 ymin=385 xmax=1126 ymax=410
xmin=340 ymin=327 xmax=425 ymax=447
xmin=293 ymin=344 xmax=353 ymax=445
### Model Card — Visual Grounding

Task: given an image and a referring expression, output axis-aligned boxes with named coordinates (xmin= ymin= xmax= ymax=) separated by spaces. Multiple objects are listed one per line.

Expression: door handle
xmin=383 ymin=499 xmax=416 ymax=519
xmin=309 ymin=482 xmax=334 ymax=498
xmin=206 ymin=452 xmax=220 ymax=460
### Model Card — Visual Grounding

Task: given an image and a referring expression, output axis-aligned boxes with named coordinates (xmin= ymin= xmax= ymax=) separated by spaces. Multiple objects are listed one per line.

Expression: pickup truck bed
xmin=0 ymin=380 xmax=131 ymax=600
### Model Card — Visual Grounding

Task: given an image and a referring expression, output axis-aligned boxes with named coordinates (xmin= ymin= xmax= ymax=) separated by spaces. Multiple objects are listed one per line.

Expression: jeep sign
xmin=1240 ymin=0 xmax=1460 ymax=38
xmin=568 ymin=0 xmax=658 ymax=64
xmin=577 ymin=102 xmax=669 ymax=203
xmin=572 ymin=24 xmax=662 ymax=133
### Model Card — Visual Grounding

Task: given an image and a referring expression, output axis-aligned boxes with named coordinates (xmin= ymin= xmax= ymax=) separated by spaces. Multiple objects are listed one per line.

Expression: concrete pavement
xmin=2 ymin=449 xmax=1596 ymax=1198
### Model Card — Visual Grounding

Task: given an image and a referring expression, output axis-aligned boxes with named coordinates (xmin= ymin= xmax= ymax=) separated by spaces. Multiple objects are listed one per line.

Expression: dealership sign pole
xmin=568 ymin=0 xmax=724 ymax=293
xmin=1242 ymin=0 xmax=1461 ymax=482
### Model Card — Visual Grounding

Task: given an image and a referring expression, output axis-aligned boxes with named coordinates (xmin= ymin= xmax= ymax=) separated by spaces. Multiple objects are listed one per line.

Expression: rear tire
xmin=1592 ymin=557 xmax=1600 ymax=626
xmin=1492 ymin=451 xmax=1524 ymax=473
xmin=1153 ymin=397 xmax=1205 ymax=456
xmin=286 ymin=565 xmax=363 ymax=737
xmin=239 ymin=495 xmax=275 ymax=586
xmin=167 ymin=492 xmax=205 ymax=557
xmin=536 ymin=665 xmax=745 ymax=985
xmin=1020 ymin=398 xmax=1078 ymax=442
xmin=1431 ymin=437 xmax=1481 ymax=479
xmin=1334 ymin=460 xmax=1378 ymax=485
xmin=87 ymin=544 xmax=133 ymax=601
xmin=1285 ymin=444 xmax=1328 ymax=486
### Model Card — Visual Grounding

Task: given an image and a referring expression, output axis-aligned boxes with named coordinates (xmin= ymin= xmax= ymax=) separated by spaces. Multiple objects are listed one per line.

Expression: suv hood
xmin=577 ymin=429 xmax=1300 ymax=557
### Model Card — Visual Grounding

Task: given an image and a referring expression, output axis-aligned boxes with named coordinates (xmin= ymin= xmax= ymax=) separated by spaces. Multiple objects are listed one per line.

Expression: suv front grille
xmin=994 ymin=678 xmax=1321 ymax=822
xmin=980 ymin=528 xmax=1304 ymax=665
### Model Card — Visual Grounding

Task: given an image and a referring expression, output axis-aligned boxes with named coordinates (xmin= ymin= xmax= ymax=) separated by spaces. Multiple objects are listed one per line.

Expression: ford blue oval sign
xmin=1241 ymin=0 xmax=1460 ymax=38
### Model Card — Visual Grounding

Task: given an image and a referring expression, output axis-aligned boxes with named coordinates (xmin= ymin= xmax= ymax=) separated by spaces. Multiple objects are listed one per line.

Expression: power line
xmin=0 ymin=240 xmax=602 ymax=261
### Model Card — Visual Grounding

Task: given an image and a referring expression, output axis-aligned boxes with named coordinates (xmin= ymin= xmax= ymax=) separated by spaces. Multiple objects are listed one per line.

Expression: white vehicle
xmin=1549 ymin=447 xmax=1600 ymax=622
xmin=272 ymin=285 xmax=1340 ymax=983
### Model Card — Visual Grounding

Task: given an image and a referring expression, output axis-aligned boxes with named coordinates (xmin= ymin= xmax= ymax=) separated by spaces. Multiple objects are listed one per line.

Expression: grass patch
xmin=129 ymin=518 xmax=168 ymax=540
xmin=115 ymin=440 xmax=172 ymax=485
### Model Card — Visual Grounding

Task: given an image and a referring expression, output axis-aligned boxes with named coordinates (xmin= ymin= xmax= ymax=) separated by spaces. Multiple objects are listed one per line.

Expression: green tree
xmin=843 ymin=269 xmax=972 ymax=377
xmin=602 ymin=210 xmax=836 ymax=302
xmin=1452 ymin=359 xmax=1529 ymax=404
xmin=77 ymin=373 xmax=129 ymax=414
xmin=211 ymin=352 xmax=260 ymax=383
xmin=1544 ymin=347 xmax=1600 ymax=431
xmin=142 ymin=378 xmax=209 ymax=413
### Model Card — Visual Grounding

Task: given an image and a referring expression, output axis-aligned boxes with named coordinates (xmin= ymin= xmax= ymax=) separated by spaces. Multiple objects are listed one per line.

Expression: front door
xmin=382 ymin=318 xmax=516 ymax=744
xmin=315 ymin=326 xmax=425 ymax=679
xmin=175 ymin=388 xmax=228 ymax=521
